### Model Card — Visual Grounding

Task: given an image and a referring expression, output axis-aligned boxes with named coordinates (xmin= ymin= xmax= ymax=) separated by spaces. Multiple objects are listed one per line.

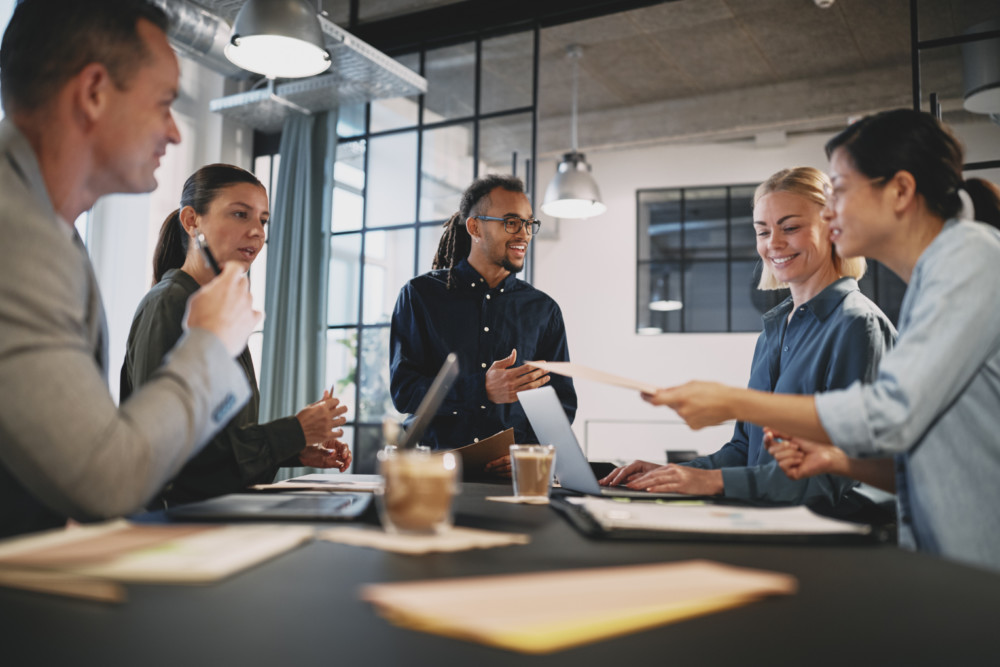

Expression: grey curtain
xmin=259 ymin=110 xmax=337 ymax=439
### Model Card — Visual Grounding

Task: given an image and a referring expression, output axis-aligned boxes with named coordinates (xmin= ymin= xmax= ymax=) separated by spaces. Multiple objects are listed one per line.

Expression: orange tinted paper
xmin=361 ymin=560 xmax=797 ymax=653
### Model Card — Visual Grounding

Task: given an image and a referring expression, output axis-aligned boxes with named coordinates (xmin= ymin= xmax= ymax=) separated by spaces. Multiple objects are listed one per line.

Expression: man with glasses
xmin=390 ymin=175 xmax=576 ymax=474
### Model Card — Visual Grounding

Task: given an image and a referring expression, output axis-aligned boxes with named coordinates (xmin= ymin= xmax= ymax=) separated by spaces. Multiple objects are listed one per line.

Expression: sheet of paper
xmin=253 ymin=473 xmax=382 ymax=492
xmin=569 ymin=497 xmax=871 ymax=535
xmin=361 ymin=560 xmax=796 ymax=653
xmin=524 ymin=361 xmax=660 ymax=394
xmin=320 ymin=526 xmax=529 ymax=554
xmin=0 ymin=520 xmax=315 ymax=586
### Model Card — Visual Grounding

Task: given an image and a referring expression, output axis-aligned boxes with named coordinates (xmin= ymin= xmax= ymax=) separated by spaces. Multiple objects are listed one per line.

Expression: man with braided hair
xmin=390 ymin=175 xmax=576 ymax=475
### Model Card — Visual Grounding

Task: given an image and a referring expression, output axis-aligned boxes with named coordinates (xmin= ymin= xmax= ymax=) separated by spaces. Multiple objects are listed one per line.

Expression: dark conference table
xmin=1 ymin=482 xmax=997 ymax=666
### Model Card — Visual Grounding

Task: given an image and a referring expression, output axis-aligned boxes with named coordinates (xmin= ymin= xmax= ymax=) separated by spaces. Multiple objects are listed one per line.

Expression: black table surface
xmin=1 ymin=482 xmax=997 ymax=666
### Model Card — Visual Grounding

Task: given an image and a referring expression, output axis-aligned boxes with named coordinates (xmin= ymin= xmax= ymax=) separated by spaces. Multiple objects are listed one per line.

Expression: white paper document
xmin=524 ymin=361 xmax=660 ymax=394
xmin=568 ymin=497 xmax=871 ymax=536
xmin=253 ymin=473 xmax=382 ymax=493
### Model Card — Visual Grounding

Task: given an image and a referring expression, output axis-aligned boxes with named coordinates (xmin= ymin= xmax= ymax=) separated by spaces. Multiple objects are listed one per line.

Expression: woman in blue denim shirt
xmin=601 ymin=167 xmax=895 ymax=516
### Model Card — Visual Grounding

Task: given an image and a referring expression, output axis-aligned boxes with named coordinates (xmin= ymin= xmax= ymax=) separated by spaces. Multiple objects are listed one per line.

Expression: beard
xmin=501 ymin=257 xmax=523 ymax=273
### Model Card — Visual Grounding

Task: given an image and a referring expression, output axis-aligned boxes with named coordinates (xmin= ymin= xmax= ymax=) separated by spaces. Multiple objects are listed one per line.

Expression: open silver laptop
xmin=519 ymin=386 xmax=696 ymax=499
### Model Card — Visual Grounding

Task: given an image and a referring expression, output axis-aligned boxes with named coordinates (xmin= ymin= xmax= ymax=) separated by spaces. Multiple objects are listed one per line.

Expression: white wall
xmin=532 ymin=120 xmax=1000 ymax=464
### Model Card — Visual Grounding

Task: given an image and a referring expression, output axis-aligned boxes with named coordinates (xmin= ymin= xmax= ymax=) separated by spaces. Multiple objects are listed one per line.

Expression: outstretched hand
xmin=485 ymin=348 xmax=550 ymax=404
xmin=640 ymin=381 xmax=737 ymax=429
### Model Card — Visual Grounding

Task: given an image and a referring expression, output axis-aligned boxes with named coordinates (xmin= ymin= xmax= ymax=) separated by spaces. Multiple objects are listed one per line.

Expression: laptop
xmin=519 ymin=386 xmax=698 ymax=500
xmin=167 ymin=492 xmax=372 ymax=522
xmin=167 ymin=354 xmax=462 ymax=522
xmin=399 ymin=352 xmax=460 ymax=448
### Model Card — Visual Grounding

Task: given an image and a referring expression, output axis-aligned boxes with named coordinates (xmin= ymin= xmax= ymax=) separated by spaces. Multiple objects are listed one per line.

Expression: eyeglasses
xmin=475 ymin=215 xmax=541 ymax=235
xmin=822 ymin=176 xmax=886 ymax=208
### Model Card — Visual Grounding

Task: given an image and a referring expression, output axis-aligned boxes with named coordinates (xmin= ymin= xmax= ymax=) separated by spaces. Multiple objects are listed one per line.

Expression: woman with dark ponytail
xmin=641 ymin=109 xmax=1000 ymax=571
xmin=122 ymin=164 xmax=352 ymax=507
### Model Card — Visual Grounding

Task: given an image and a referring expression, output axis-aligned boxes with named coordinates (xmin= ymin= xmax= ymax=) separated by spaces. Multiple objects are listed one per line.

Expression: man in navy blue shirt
xmin=390 ymin=175 xmax=576 ymax=474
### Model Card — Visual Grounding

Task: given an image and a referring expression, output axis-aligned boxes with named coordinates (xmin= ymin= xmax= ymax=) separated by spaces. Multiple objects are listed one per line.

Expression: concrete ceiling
xmin=192 ymin=0 xmax=1000 ymax=162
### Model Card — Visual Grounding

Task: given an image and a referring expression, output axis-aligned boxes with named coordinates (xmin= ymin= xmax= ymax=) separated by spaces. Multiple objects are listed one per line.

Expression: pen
xmin=194 ymin=232 xmax=221 ymax=276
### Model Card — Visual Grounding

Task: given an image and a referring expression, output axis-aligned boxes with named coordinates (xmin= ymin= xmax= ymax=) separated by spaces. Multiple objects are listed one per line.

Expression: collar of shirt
xmin=452 ymin=258 xmax=519 ymax=293
xmin=762 ymin=276 xmax=859 ymax=330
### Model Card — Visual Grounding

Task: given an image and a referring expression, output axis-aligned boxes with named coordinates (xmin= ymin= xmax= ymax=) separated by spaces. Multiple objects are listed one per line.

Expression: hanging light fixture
xmin=961 ymin=19 xmax=1000 ymax=117
xmin=649 ymin=274 xmax=683 ymax=312
xmin=542 ymin=45 xmax=607 ymax=220
xmin=224 ymin=0 xmax=331 ymax=79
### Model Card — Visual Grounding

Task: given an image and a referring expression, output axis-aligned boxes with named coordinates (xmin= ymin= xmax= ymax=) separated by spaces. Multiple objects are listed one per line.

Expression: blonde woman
xmin=601 ymin=167 xmax=895 ymax=514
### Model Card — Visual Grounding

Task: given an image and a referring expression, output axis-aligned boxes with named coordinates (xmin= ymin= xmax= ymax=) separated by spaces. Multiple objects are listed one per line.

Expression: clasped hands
xmin=295 ymin=390 xmax=352 ymax=471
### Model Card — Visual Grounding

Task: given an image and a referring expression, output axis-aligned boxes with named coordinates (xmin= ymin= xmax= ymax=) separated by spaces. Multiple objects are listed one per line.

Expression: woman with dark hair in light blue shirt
xmin=651 ymin=109 xmax=1000 ymax=572
xmin=601 ymin=167 xmax=896 ymax=516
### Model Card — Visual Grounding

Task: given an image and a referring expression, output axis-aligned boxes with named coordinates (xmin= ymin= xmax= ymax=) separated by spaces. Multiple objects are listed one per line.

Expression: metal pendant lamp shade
xmin=961 ymin=19 xmax=1000 ymax=115
xmin=541 ymin=45 xmax=606 ymax=220
xmin=224 ymin=0 xmax=331 ymax=79
xmin=542 ymin=152 xmax=607 ymax=219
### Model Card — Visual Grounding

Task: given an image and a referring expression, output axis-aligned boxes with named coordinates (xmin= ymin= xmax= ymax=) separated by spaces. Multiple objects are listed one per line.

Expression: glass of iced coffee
xmin=509 ymin=444 xmax=556 ymax=500
xmin=375 ymin=448 xmax=461 ymax=534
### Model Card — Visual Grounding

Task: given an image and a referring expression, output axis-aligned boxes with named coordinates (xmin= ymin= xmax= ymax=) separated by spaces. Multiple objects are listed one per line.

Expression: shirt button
xmin=486 ymin=294 xmax=491 ymax=300
xmin=500 ymin=288 xmax=504 ymax=293
xmin=474 ymin=438 xmax=479 ymax=443
xmin=484 ymin=326 xmax=489 ymax=332
xmin=452 ymin=411 xmax=458 ymax=415
xmin=481 ymin=362 xmax=487 ymax=368
xmin=480 ymin=405 xmax=486 ymax=409
xmin=471 ymin=282 xmax=476 ymax=287
xmin=783 ymin=346 xmax=789 ymax=352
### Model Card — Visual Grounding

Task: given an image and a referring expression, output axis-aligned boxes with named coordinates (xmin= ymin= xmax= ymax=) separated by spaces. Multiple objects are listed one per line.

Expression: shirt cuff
xmin=720 ymin=467 xmax=752 ymax=499
xmin=815 ymin=386 xmax=877 ymax=457
xmin=270 ymin=416 xmax=307 ymax=465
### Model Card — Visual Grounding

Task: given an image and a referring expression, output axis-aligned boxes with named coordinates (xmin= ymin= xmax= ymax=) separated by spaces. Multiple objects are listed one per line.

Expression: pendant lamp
xmin=542 ymin=45 xmax=607 ymax=220
xmin=225 ymin=0 xmax=331 ymax=79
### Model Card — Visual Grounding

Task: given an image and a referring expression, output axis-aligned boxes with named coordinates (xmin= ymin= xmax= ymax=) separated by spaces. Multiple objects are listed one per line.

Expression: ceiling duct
xmin=152 ymin=0 xmax=427 ymax=133
xmin=150 ymin=0 xmax=246 ymax=78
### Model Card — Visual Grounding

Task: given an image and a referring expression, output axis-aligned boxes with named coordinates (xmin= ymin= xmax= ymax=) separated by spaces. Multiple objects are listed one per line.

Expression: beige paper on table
xmin=0 ymin=520 xmax=314 ymax=602
xmin=361 ymin=560 xmax=797 ymax=654
xmin=320 ymin=525 xmax=529 ymax=554
xmin=524 ymin=361 xmax=660 ymax=395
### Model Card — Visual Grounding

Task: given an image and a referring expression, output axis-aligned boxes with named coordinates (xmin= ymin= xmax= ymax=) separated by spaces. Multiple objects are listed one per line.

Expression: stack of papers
xmin=0 ymin=520 xmax=314 ymax=602
xmin=361 ymin=560 xmax=797 ymax=653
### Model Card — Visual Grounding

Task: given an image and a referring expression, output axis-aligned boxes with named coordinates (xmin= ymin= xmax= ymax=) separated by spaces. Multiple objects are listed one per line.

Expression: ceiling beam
xmin=350 ymin=0 xmax=681 ymax=54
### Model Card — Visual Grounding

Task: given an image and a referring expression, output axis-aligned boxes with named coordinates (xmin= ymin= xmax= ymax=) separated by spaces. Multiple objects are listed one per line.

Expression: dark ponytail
xmin=150 ymin=163 xmax=265 ymax=285
xmin=963 ymin=178 xmax=1000 ymax=230
xmin=431 ymin=173 xmax=525 ymax=289
xmin=151 ymin=209 xmax=188 ymax=285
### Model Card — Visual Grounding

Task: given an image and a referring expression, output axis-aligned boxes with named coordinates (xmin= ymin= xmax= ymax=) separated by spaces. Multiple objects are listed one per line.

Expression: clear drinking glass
xmin=375 ymin=448 xmax=461 ymax=534
xmin=509 ymin=444 xmax=556 ymax=499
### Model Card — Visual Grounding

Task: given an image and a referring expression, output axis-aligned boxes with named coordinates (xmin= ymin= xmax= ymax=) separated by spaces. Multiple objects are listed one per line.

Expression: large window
xmin=637 ymin=184 xmax=906 ymax=334
xmin=286 ymin=28 xmax=541 ymax=473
